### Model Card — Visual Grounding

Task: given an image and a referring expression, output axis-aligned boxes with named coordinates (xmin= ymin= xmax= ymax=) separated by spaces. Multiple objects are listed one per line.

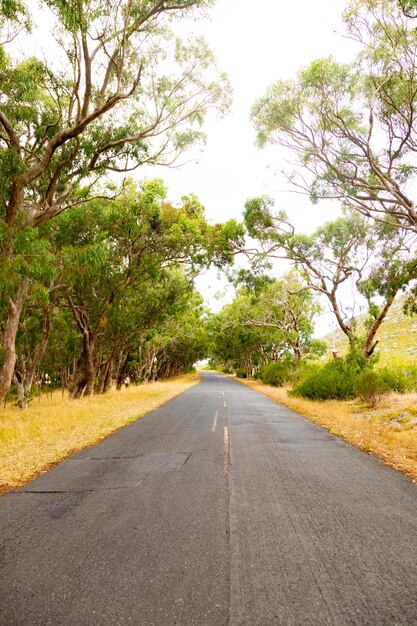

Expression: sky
xmin=153 ymin=0 xmax=355 ymax=224
xmin=143 ymin=0 xmax=359 ymax=332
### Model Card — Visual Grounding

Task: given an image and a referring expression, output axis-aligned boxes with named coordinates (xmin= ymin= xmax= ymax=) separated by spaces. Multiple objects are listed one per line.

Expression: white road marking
xmin=212 ymin=411 xmax=219 ymax=432
xmin=224 ymin=426 xmax=229 ymax=446
xmin=223 ymin=401 xmax=226 ymax=408
xmin=224 ymin=426 xmax=230 ymax=472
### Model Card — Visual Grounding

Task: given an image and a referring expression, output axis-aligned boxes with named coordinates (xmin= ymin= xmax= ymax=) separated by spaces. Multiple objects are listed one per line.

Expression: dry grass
xmin=0 ymin=373 xmax=201 ymax=493
xmin=235 ymin=377 xmax=417 ymax=483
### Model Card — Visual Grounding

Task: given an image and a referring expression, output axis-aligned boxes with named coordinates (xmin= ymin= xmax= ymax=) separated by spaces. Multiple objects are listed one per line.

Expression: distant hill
xmin=322 ymin=297 xmax=417 ymax=366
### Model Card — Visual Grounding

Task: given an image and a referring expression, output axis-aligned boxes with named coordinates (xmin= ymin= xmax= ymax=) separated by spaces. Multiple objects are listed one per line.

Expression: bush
xmin=354 ymin=371 xmax=389 ymax=408
xmin=378 ymin=366 xmax=409 ymax=393
xmin=378 ymin=365 xmax=417 ymax=394
xmin=286 ymin=361 xmax=322 ymax=387
xmin=236 ymin=368 xmax=247 ymax=378
xmin=259 ymin=361 xmax=292 ymax=387
xmin=291 ymin=359 xmax=357 ymax=401
xmin=259 ymin=362 xmax=285 ymax=386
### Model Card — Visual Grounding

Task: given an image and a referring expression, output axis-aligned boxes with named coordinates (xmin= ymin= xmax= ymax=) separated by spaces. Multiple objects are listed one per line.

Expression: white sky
xmin=143 ymin=0 xmax=360 ymax=331
xmin=156 ymin=0 xmax=355 ymax=225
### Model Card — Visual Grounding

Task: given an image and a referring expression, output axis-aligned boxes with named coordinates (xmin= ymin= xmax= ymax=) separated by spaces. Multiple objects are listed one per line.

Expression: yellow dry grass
xmin=235 ymin=377 xmax=417 ymax=483
xmin=0 ymin=373 xmax=201 ymax=493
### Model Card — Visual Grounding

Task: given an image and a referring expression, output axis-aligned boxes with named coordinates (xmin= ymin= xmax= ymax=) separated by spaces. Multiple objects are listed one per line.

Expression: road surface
xmin=1 ymin=371 xmax=417 ymax=625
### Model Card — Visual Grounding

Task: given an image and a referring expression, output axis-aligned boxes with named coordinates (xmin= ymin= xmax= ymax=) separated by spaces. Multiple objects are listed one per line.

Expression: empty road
xmin=1 ymin=371 xmax=417 ymax=625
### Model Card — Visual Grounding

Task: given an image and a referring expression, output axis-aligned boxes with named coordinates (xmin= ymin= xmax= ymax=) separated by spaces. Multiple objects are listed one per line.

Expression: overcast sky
xmin=145 ymin=0 xmax=359 ymax=329
xmin=153 ymin=0 xmax=353 ymax=221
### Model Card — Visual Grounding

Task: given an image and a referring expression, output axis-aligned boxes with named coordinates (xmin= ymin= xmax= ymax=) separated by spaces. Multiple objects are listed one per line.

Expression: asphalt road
xmin=1 ymin=371 xmax=417 ymax=625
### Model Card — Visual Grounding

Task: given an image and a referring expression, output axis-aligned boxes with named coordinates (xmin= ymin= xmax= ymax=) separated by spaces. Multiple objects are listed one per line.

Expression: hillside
xmin=322 ymin=297 xmax=417 ymax=365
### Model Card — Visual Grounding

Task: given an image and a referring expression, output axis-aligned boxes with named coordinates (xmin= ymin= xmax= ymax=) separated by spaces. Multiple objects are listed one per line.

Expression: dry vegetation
xmin=236 ymin=378 xmax=417 ymax=483
xmin=0 ymin=373 xmax=201 ymax=494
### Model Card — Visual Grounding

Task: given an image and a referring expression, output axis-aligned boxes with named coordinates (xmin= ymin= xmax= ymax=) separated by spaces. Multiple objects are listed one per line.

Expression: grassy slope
xmin=324 ymin=297 xmax=417 ymax=365
xmin=0 ymin=373 xmax=201 ymax=494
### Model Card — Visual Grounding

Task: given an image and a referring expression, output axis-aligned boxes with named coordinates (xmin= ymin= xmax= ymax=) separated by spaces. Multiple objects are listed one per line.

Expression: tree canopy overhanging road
xmin=1 ymin=372 xmax=416 ymax=625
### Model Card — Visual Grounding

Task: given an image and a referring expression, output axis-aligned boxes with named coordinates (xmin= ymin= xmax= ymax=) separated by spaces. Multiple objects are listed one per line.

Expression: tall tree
xmin=208 ymin=273 xmax=323 ymax=375
xmin=54 ymin=179 xmax=242 ymax=398
xmin=242 ymin=270 xmax=324 ymax=363
xmin=251 ymin=0 xmax=417 ymax=233
xmin=0 ymin=0 xmax=230 ymax=400
xmin=244 ymin=197 xmax=417 ymax=358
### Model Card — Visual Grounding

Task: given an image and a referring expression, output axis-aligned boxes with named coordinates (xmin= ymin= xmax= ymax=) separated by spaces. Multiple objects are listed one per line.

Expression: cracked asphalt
xmin=1 ymin=371 xmax=417 ymax=625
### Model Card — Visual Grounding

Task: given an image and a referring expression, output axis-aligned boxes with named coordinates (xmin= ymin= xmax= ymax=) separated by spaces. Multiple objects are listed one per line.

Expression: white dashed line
xmin=212 ymin=411 xmax=219 ymax=432
xmin=224 ymin=426 xmax=230 ymax=472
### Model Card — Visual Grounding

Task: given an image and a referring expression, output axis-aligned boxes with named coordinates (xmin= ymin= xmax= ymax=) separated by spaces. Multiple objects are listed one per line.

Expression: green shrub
xmin=236 ymin=368 xmax=247 ymax=378
xmin=354 ymin=371 xmax=389 ymax=407
xmin=378 ymin=366 xmax=409 ymax=393
xmin=291 ymin=359 xmax=357 ymax=400
xmin=259 ymin=362 xmax=285 ymax=386
xmin=259 ymin=361 xmax=293 ymax=387
xmin=378 ymin=365 xmax=417 ymax=393
xmin=286 ymin=361 xmax=322 ymax=387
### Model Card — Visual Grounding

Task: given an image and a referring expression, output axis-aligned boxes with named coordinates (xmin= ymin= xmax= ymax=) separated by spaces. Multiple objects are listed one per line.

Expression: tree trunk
xmin=95 ymin=354 xmax=114 ymax=394
xmin=68 ymin=332 xmax=97 ymax=398
xmin=116 ymin=349 xmax=131 ymax=390
xmin=0 ymin=282 xmax=27 ymax=403
xmin=363 ymin=297 xmax=396 ymax=359
xmin=102 ymin=358 xmax=113 ymax=394
xmin=18 ymin=304 xmax=53 ymax=406
xmin=14 ymin=368 xmax=27 ymax=409
xmin=293 ymin=330 xmax=302 ymax=362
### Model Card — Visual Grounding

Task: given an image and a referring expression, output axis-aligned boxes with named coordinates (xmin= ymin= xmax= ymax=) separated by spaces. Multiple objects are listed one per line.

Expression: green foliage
xmin=292 ymin=359 xmax=359 ymax=401
xmin=0 ymin=0 xmax=233 ymax=401
xmin=251 ymin=0 xmax=417 ymax=239
xmin=377 ymin=364 xmax=417 ymax=393
xmin=258 ymin=361 xmax=292 ymax=387
xmin=399 ymin=0 xmax=417 ymax=17
xmin=236 ymin=368 xmax=247 ymax=379
xmin=353 ymin=370 xmax=389 ymax=408
xmin=208 ymin=270 xmax=322 ymax=375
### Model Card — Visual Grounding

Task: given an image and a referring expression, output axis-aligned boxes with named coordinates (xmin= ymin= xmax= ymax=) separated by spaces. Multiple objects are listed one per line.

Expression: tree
xmin=208 ymin=272 xmax=323 ymax=376
xmin=0 ymin=0 xmax=230 ymax=401
xmin=399 ymin=0 xmax=417 ymax=17
xmin=239 ymin=270 xmax=324 ymax=362
xmin=53 ymin=179 xmax=242 ymax=398
xmin=251 ymin=0 xmax=417 ymax=233
xmin=208 ymin=292 xmax=278 ymax=375
xmin=127 ymin=290 xmax=209 ymax=382
xmin=244 ymin=197 xmax=417 ymax=358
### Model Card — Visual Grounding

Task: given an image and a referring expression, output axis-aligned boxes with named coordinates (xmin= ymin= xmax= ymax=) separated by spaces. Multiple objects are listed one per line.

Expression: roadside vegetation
xmin=0 ymin=373 xmax=201 ymax=493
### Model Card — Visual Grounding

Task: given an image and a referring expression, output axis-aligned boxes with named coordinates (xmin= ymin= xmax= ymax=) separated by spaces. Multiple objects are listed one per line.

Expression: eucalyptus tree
xmin=243 ymin=270 xmax=325 ymax=362
xmin=244 ymin=197 xmax=417 ymax=358
xmin=128 ymin=290 xmax=208 ymax=382
xmin=0 ymin=0 xmax=230 ymax=401
xmin=13 ymin=282 xmax=60 ymax=406
xmin=55 ymin=179 xmax=242 ymax=398
xmin=251 ymin=0 xmax=417 ymax=233
xmin=208 ymin=291 xmax=280 ymax=376
xmin=399 ymin=0 xmax=417 ymax=16
xmin=208 ymin=273 xmax=323 ymax=375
